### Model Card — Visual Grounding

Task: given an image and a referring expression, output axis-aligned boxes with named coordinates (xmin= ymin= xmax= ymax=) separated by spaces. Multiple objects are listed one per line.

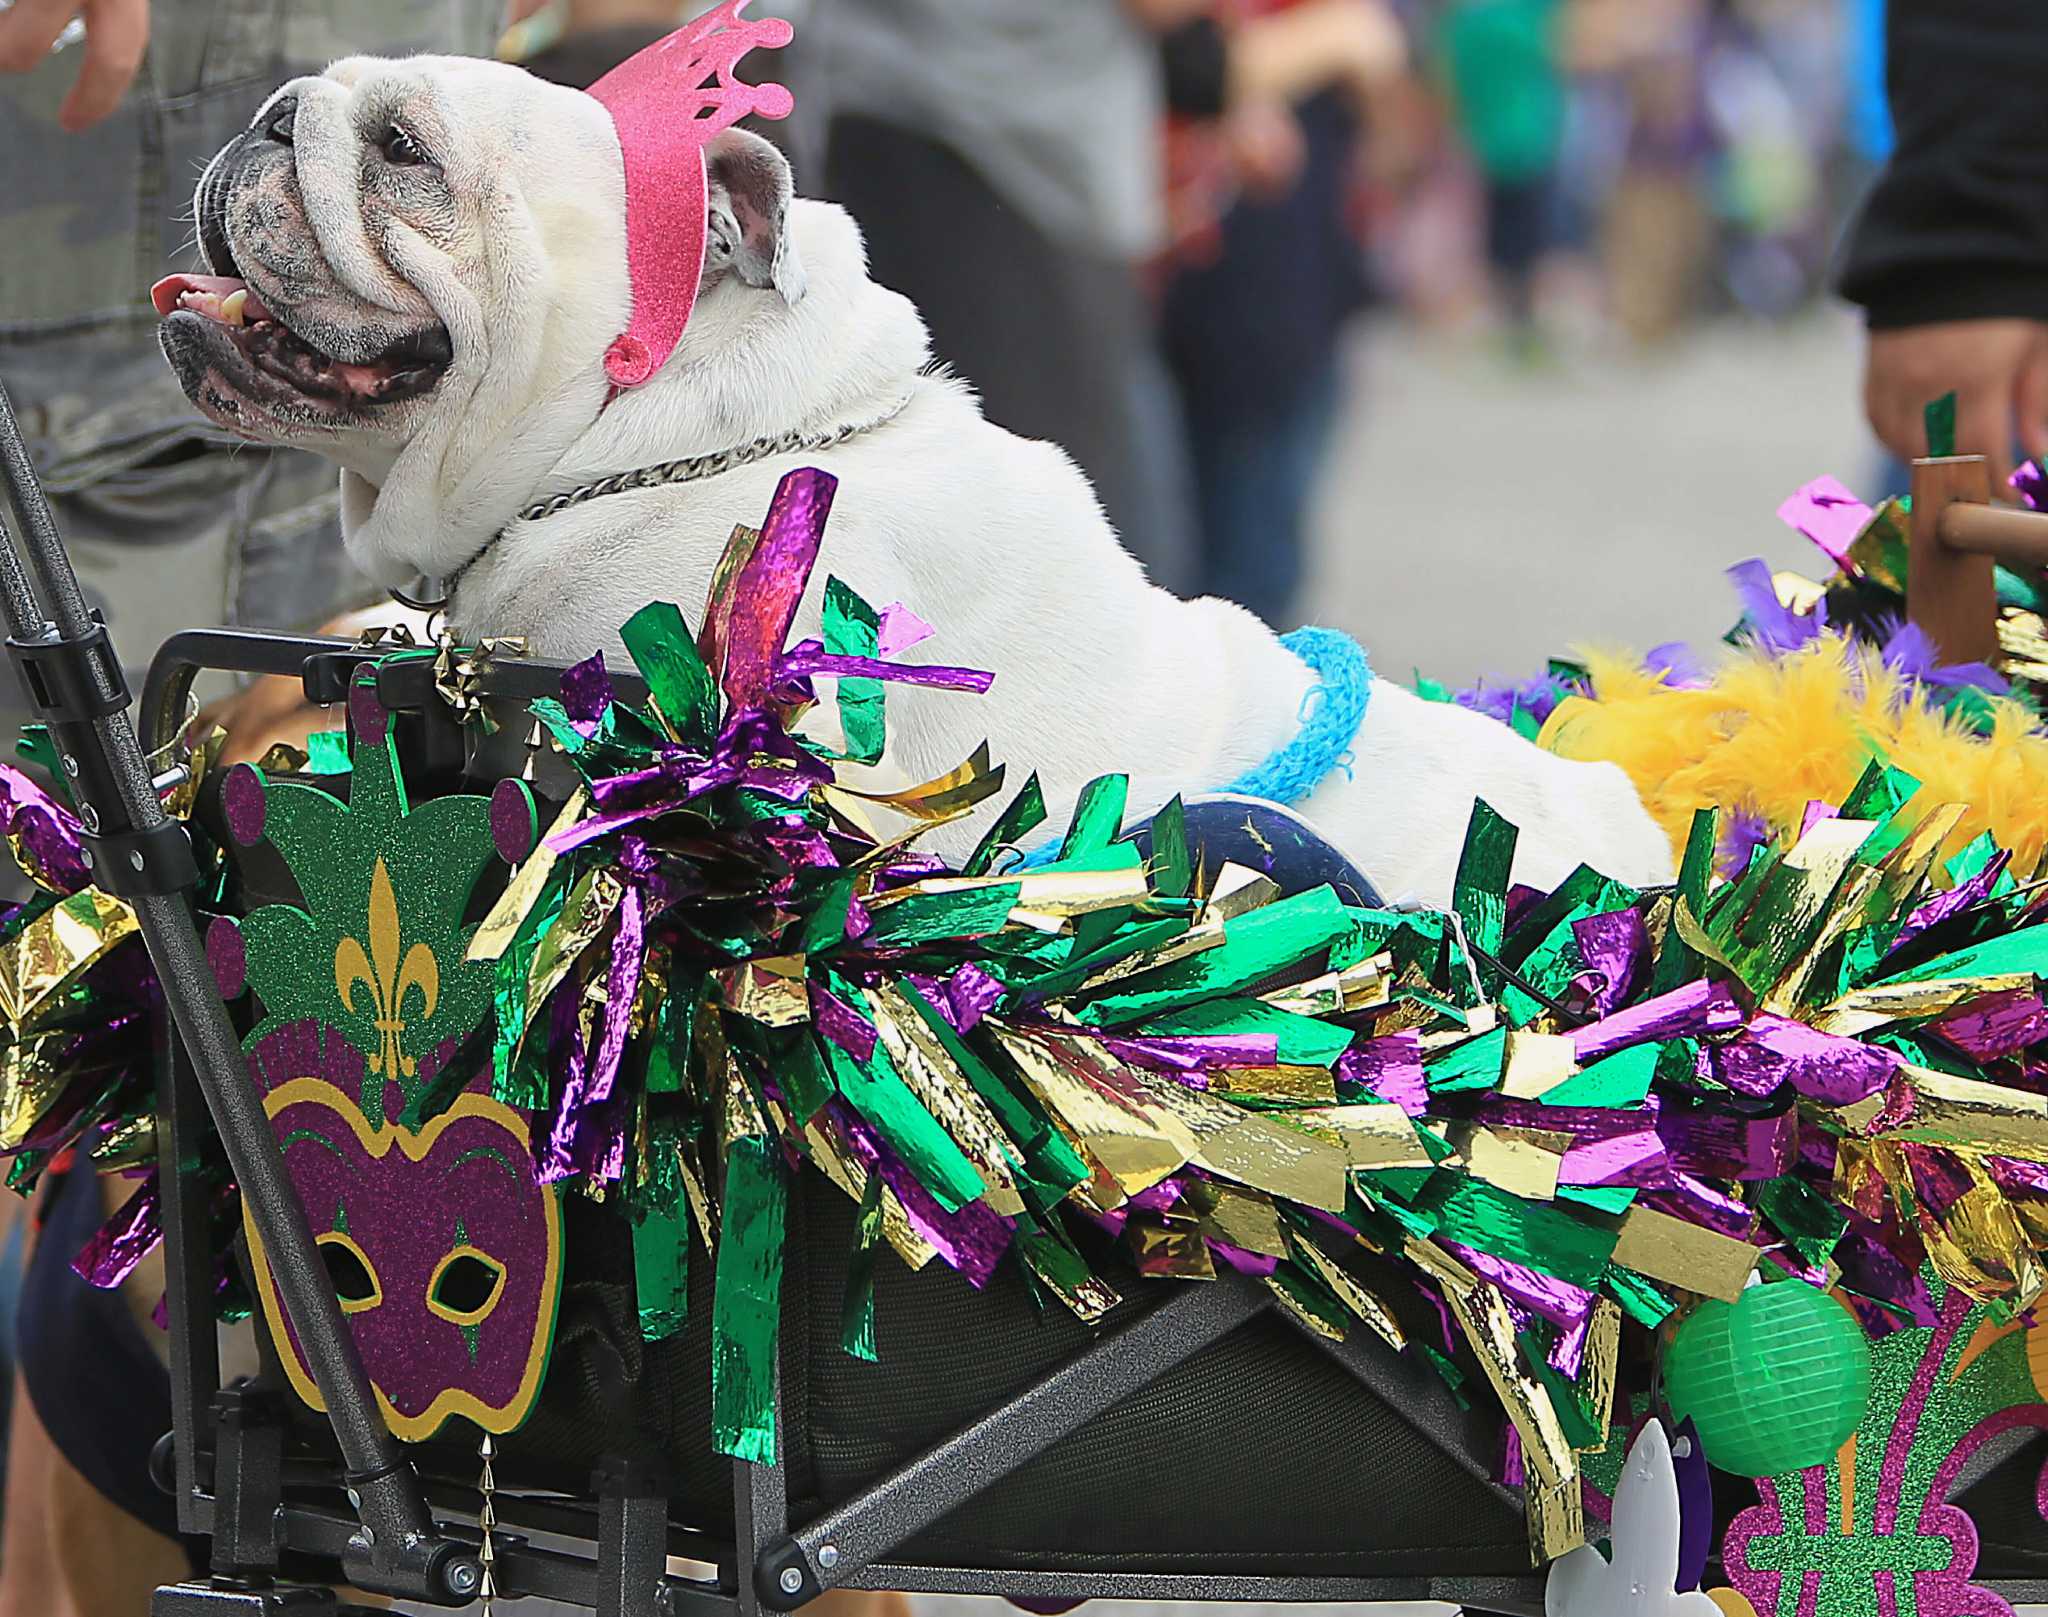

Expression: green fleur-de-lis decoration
xmin=1722 ymin=1275 xmax=2047 ymax=1617
xmin=219 ymin=672 xmax=524 ymax=1129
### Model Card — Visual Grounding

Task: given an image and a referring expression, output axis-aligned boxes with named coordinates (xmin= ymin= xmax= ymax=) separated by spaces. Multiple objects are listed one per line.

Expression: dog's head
xmin=155 ymin=53 xmax=803 ymax=582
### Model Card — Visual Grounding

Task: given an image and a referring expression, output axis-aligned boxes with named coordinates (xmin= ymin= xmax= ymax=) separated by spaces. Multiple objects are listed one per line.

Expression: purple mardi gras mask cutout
xmin=246 ymin=1075 xmax=562 ymax=1441
xmin=222 ymin=676 xmax=562 ymax=1439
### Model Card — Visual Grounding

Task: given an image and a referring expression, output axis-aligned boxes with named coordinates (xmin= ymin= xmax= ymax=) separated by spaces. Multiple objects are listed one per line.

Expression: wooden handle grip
xmin=1938 ymin=500 xmax=2048 ymax=569
xmin=1909 ymin=456 xmax=1997 ymax=665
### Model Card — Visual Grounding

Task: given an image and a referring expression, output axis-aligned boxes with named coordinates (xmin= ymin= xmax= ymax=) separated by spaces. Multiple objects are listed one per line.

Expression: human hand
xmin=0 ymin=0 xmax=148 ymax=132
xmin=1864 ymin=318 xmax=2048 ymax=486
xmin=1230 ymin=0 xmax=1405 ymax=111
xmin=1223 ymin=97 xmax=1308 ymax=198
xmin=195 ymin=602 xmax=432 ymax=768
xmin=198 ymin=670 xmax=330 ymax=768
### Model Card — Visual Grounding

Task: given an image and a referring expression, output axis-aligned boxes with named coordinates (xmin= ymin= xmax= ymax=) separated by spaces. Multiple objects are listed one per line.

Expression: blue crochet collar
xmin=1014 ymin=626 xmax=1371 ymax=869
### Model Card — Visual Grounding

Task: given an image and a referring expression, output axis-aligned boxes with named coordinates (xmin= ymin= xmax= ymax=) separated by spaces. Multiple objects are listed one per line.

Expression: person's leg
xmin=0 ymin=1187 xmax=61 ymax=1617
xmin=0 ymin=1377 xmax=78 ymax=1617
xmin=47 ymin=1417 xmax=191 ymax=1617
xmin=0 ymin=1174 xmax=187 ymax=1617
xmin=809 ymin=1592 xmax=914 ymax=1617
xmin=1485 ymin=176 xmax=1551 ymax=338
xmin=1186 ymin=358 xmax=1343 ymax=629
xmin=1123 ymin=343 xmax=1200 ymax=594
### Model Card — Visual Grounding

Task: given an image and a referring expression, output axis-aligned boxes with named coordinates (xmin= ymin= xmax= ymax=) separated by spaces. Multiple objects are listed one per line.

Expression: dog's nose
xmin=264 ymin=95 xmax=297 ymax=146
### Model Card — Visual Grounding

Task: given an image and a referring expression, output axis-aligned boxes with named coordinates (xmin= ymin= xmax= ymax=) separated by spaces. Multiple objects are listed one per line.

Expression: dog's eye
xmin=380 ymin=123 xmax=429 ymax=167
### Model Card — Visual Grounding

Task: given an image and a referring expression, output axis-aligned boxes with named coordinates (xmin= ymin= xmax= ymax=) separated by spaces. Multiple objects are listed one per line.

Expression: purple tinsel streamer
xmin=537 ymin=989 xmax=591 ymax=1184
xmin=1892 ymin=848 xmax=2010 ymax=955
xmin=585 ymin=883 xmax=645 ymax=1108
xmin=1549 ymin=1307 xmax=1593 ymax=1377
xmin=1478 ymin=1097 xmax=1669 ymax=1186
xmin=1656 ymin=1102 xmax=1798 ymax=1180
xmin=560 ymin=651 xmax=614 ymax=735
xmin=1088 ymin=1031 xmax=1278 ymax=1077
xmin=549 ymin=748 xmax=825 ymax=852
xmin=1128 ymin=1178 xmax=1184 ymax=1213
xmin=877 ymin=602 xmax=934 ymax=657
xmin=0 ymin=761 xmax=90 ymax=894
xmin=1443 ymin=1242 xmax=1596 ymax=1333
xmin=719 ymin=471 xmax=834 ymax=710
xmin=1776 ymin=475 xmax=1872 ymax=569
xmin=2012 ymin=458 xmax=2048 ymax=510
xmin=779 ymin=645 xmax=994 ymax=694
xmin=73 ymin=1172 xmax=161 ymax=1289
xmin=1572 ymin=908 xmax=1648 ymax=1017
xmin=1933 ymin=986 xmax=2048 ymax=1061
xmin=946 ymin=965 xmax=1004 ymax=1032
xmin=903 ymin=974 xmax=958 ymax=1030
xmin=1210 ymin=1241 xmax=1280 ymax=1277
xmin=1641 ymin=1172 xmax=1757 ymax=1239
xmin=809 ymin=981 xmax=879 ymax=1062
xmin=1833 ymin=1229 xmax=1940 ymax=1329
xmin=834 ymin=1103 xmax=1010 ymax=1286
xmin=1572 ymin=979 xmax=1743 ymax=1064
xmin=1706 ymin=1012 xmax=1900 ymax=1105
xmin=1338 ymin=1032 xmax=1427 ymax=1114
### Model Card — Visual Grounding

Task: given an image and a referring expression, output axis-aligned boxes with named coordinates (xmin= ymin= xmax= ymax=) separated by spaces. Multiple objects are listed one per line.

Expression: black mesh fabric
xmin=791 ymin=1180 xmax=1529 ymax=1573
xmin=1956 ymin=1437 xmax=2048 ymax=1576
xmin=393 ymin=1175 xmax=1531 ymax=1576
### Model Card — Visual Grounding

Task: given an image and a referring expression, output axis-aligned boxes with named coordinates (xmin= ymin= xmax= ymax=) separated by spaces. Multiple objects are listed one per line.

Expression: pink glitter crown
xmin=587 ymin=1 xmax=795 ymax=388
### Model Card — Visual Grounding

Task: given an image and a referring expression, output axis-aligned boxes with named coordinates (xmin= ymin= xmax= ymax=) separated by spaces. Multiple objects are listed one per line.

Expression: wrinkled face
xmin=246 ymin=1077 xmax=563 ymax=1440
xmin=155 ymin=55 xmax=623 ymax=455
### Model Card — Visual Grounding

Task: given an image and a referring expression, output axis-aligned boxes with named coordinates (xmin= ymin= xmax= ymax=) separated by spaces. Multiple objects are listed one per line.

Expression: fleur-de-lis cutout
xmin=336 ymin=857 xmax=440 ymax=1079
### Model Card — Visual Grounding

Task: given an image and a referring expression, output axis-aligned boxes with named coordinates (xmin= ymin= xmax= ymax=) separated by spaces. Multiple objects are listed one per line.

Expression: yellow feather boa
xmin=1536 ymin=635 xmax=2048 ymax=878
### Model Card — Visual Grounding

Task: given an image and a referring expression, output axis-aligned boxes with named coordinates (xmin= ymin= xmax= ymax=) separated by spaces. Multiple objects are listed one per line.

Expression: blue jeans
xmin=1186 ymin=359 xmax=1343 ymax=629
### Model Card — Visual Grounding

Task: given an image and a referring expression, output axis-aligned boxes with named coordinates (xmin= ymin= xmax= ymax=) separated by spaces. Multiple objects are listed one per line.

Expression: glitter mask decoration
xmin=1720 ymin=1275 xmax=2048 ymax=1617
xmin=247 ymin=1076 xmax=562 ymax=1440
xmin=215 ymin=677 xmax=562 ymax=1439
xmin=585 ymin=0 xmax=795 ymax=388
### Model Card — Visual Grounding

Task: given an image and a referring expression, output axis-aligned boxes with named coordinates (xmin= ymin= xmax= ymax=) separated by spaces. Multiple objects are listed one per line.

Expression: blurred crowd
xmin=748 ymin=0 xmax=1884 ymax=625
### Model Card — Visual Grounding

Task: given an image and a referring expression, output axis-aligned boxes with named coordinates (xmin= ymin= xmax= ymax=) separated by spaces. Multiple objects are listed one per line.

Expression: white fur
xmin=233 ymin=59 xmax=1678 ymax=908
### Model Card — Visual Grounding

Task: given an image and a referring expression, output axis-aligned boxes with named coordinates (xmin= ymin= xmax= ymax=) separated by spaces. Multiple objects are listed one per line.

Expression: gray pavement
xmin=1302 ymin=312 xmax=1877 ymax=690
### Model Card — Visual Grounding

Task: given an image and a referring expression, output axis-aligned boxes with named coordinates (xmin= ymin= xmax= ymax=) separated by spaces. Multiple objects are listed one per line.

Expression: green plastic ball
xmin=1661 ymin=1281 xmax=1872 ymax=1478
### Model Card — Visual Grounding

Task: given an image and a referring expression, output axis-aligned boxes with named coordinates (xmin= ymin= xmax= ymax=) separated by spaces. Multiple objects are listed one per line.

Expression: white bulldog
xmin=153 ymin=52 xmax=1674 ymax=908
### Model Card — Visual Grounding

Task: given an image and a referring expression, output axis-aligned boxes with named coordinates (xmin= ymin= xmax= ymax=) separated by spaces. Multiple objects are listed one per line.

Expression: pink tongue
xmin=149 ymin=273 xmax=273 ymax=322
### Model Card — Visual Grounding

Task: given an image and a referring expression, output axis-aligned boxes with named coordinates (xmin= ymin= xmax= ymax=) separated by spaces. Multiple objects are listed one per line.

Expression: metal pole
xmin=0 ymin=375 xmax=470 ymax=1599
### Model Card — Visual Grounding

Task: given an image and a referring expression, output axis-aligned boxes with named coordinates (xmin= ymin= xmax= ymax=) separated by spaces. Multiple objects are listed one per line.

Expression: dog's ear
xmin=704 ymin=127 xmax=805 ymax=305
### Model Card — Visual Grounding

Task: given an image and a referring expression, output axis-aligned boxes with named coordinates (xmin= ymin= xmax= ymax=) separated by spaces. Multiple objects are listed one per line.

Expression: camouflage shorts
xmin=0 ymin=0 xmax=496 ymax=706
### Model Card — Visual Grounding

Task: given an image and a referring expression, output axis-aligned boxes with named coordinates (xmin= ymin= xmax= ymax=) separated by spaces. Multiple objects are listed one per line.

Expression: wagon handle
xmin=0 ymin=374 xmax=482 ymax=1607
xmin=1907 ymin=454 xmax=2048 ymax=664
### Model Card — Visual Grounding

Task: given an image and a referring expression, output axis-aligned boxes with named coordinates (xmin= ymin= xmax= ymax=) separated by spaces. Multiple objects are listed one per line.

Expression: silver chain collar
xmin=515 ymin=392 xmax=911 ymax=525
xmin=419 ymin=391 xmax=915 ymax=607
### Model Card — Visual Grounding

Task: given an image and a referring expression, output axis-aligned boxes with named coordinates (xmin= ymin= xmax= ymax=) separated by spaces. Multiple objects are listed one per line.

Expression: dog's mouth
xmin=150 ymin=272 xmax=452 ymax=408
